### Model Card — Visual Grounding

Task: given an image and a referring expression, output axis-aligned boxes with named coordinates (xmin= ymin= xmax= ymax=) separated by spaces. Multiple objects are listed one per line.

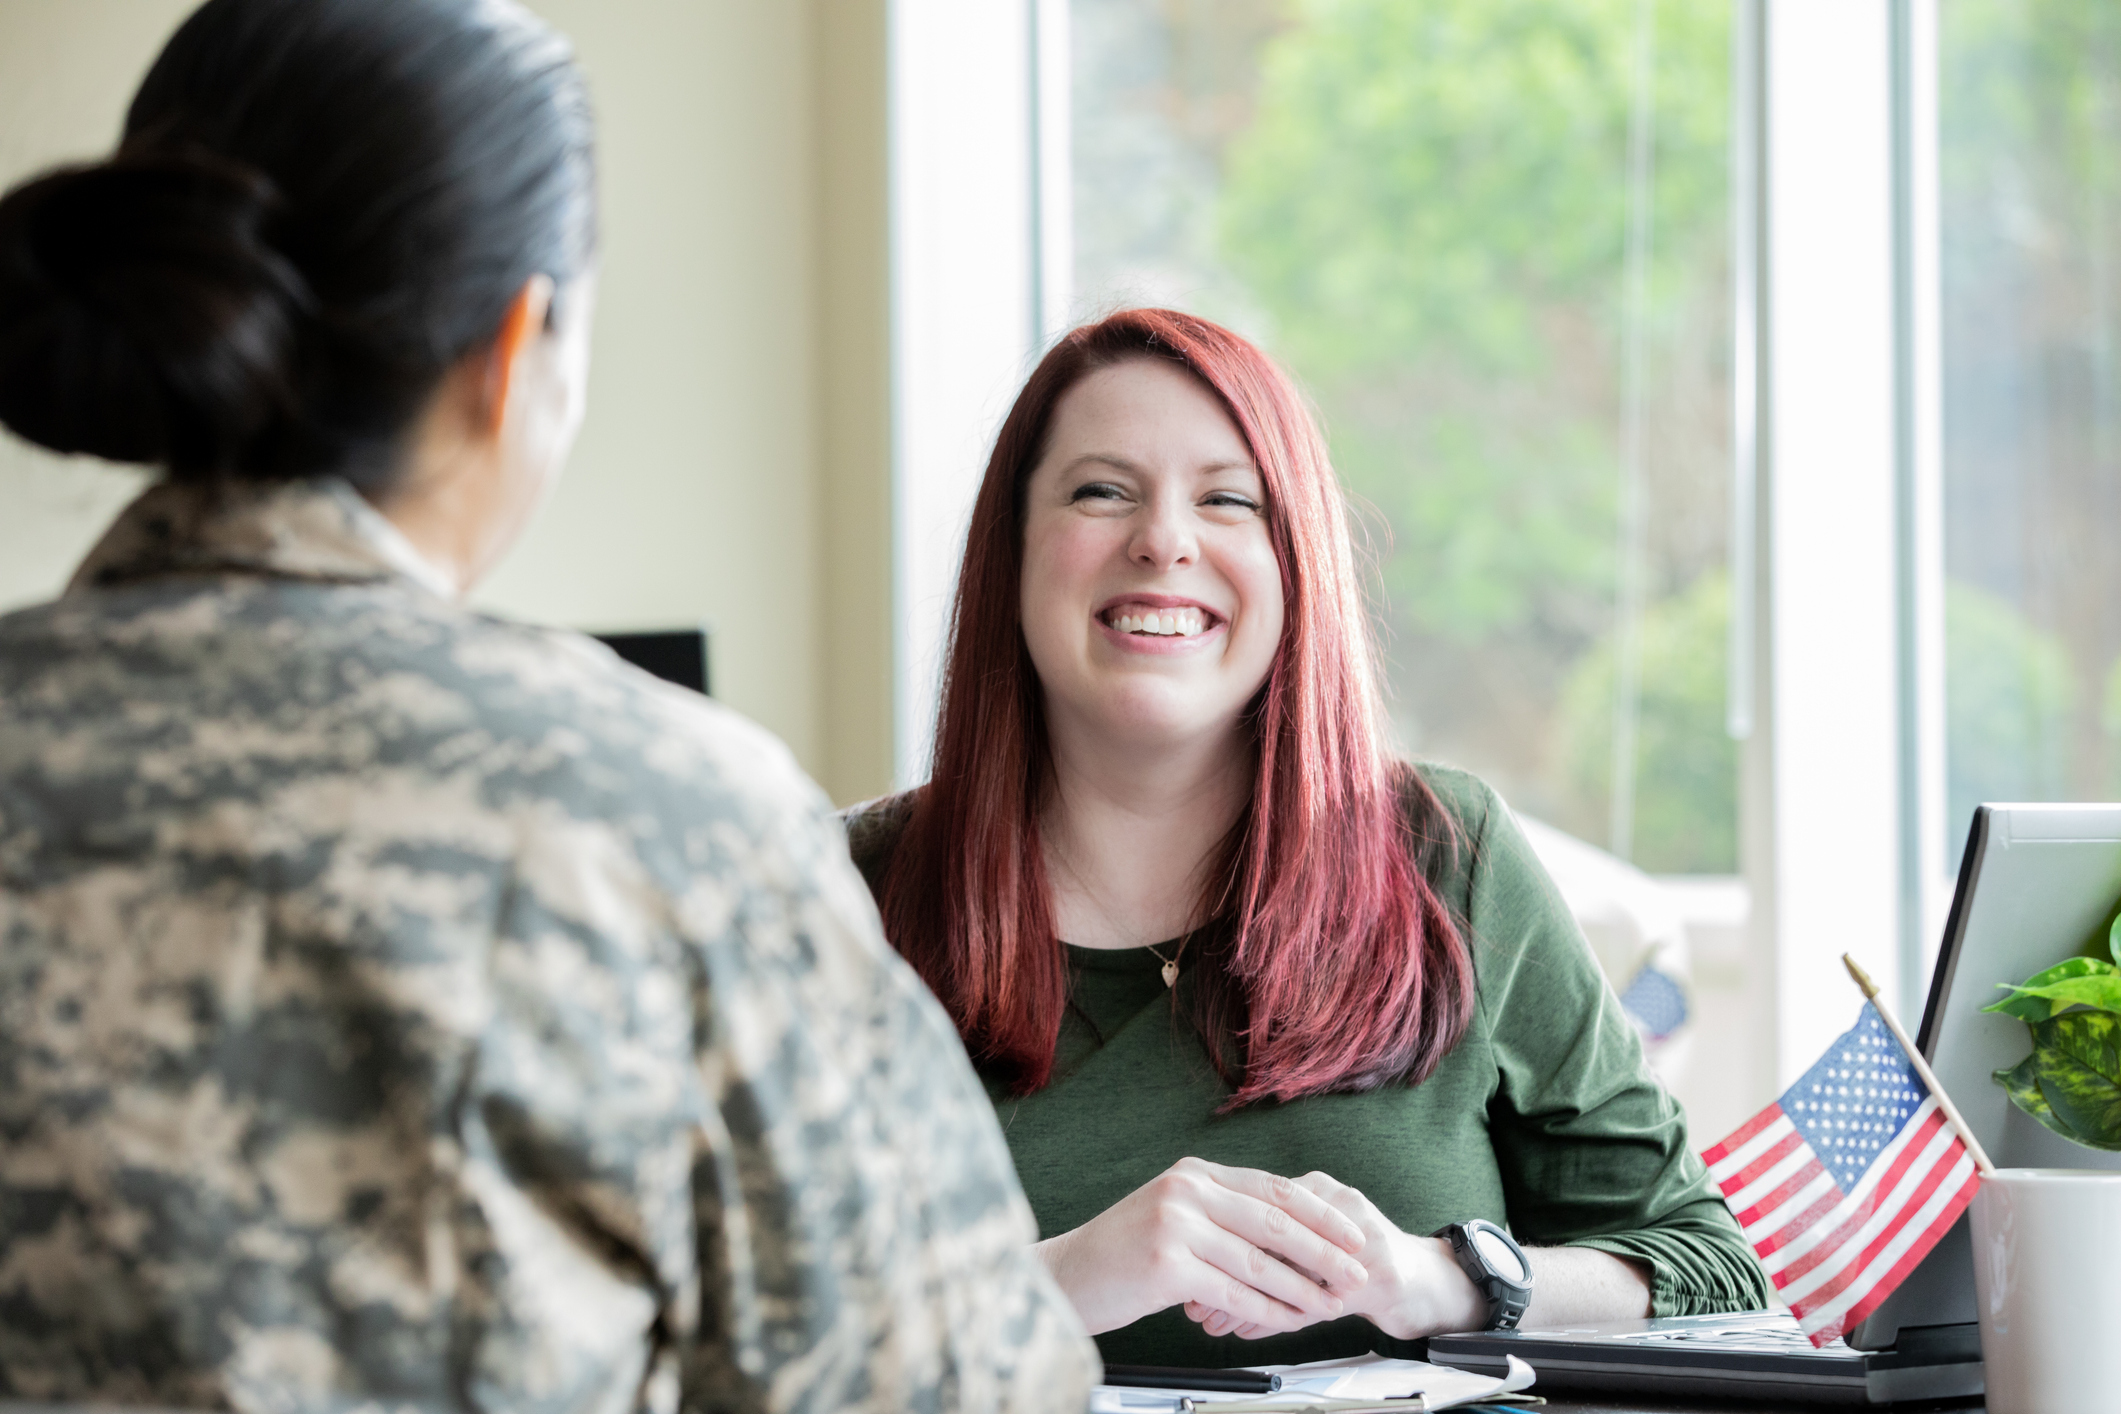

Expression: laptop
xmin=1428 ymin=803 xmax=2121 ymax=1405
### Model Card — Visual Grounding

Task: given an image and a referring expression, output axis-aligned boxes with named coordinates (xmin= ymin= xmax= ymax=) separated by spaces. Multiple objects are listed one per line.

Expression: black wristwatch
xmin=1432 ymin=1219 xmax=1533 ymax=1330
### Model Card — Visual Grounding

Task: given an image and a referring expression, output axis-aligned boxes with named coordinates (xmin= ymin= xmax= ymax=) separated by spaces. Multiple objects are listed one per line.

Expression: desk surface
xmin=1532 ymin=1396 xmax=1982 ymax=1413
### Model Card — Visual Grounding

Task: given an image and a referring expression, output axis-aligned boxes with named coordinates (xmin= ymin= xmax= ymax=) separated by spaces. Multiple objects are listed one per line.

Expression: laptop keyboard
xmin=1598 ymin=1320 xmax=1852 ymax=1355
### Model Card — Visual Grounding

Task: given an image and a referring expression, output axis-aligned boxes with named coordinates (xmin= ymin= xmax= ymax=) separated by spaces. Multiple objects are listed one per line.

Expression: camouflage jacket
xmin=0 ymin=479 xmax=1096 ymax=1414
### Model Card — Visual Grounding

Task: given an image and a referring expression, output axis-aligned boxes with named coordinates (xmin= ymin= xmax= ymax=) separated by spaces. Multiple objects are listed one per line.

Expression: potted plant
xmin=1983 ymin=922 xmax=2121 ymax=1148
xmin=1967 ymin=919 xmax=2121 ymax=1414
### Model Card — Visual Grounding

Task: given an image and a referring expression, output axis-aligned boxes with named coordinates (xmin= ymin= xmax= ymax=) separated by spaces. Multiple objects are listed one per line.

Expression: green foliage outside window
xmin=1554 ymin=572 xmax=1734 ymax=876
xmin=1213 ymin=0 xmax=1735 ymax=869
xmin=1938 ymin=0 xmax=2121 ymax=844
xmin=1946 ymin=581 xmax=2072 ymax=824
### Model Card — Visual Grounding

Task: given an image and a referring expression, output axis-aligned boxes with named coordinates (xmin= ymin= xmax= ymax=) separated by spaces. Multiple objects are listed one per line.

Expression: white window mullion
xmin=1895 ymin=0 xmax=1953 ymax=1015
xmin=889 ymin=0 xmax=1042 ymax=785
xmin=1764 ymin=0 xmax=1905 ymax=1083
xmin=1030 ymin=0 xmax=1073 ymax=347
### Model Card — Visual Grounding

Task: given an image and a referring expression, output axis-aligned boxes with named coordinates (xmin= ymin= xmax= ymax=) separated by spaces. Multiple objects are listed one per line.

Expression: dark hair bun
xmin=0 ymin=151 xmax=310 ymax=474
xmin=0 ymin=0 xmax=592 ymax=490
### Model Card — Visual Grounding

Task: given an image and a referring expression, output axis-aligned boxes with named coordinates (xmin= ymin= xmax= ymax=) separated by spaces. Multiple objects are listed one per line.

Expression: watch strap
xmin=1432 ymin=1219 xmax=1533 ymax=1331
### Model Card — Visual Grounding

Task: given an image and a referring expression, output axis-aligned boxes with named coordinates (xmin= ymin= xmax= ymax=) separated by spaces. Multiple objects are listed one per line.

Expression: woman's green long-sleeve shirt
xmin=847 ymin=764 xmax=1769 ymax=1367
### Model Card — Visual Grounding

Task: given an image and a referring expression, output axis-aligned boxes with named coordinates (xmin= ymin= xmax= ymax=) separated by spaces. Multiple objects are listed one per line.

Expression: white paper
xmin=1088 ymin=1353 xmax=1536 ymax=1412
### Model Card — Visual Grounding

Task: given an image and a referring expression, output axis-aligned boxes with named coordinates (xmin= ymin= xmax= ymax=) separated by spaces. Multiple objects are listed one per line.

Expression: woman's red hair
xmin=878 ymin=309 xmax=1473 ymax=1106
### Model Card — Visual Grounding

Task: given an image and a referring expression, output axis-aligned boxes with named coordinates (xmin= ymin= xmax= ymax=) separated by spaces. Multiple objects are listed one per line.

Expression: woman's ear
xmin=478 ymin=274 xmax=557 ymax=436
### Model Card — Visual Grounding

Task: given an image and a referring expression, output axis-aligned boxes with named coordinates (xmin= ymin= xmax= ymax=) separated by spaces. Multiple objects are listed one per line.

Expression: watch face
xmin=1470 ymin=1227 xmax=1528 ymax=1284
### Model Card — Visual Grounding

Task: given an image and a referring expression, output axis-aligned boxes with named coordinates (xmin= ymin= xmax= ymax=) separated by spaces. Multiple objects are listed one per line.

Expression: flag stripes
xmin=1772 ymin=1113 xmax=1952 ymax=1290
xmin=1753 ymin=1104 xmax=1946 ymax=1279
xmin=1701 ymin=1005 xmax=1984 ymax=1348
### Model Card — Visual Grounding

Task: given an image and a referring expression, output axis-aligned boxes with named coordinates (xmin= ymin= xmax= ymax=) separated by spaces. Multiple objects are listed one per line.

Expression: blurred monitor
xmin=593 ymin=628 xmax=711 ymax=697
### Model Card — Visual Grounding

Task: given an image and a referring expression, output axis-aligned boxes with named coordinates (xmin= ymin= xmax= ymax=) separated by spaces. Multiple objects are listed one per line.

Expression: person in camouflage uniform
xmin=0 ymin=1 xmax=1097 ymax=1409
xmin=0 ymin=477 xmax=1095 ymax=1414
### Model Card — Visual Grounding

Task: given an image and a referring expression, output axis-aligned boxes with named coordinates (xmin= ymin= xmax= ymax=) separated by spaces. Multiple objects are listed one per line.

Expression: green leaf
xmin=1982 ymin=990 xmax=2060 ymax=1021
xmin=1994 ymin=1052 xmax=2076 ymax=1139
xmin=1981 ymin=957 xmax=2121 ymax=1019
xmin=2010 ymin=976 xmax=2121 ymax=1014
xmin=2110 ymin=910 xmax=2121 ymax=968
xmin=1990 ymin=980 xmax=2121 ymax=1021
xmin=2031 ymin=1012 xmax=2121 ymax=1150
xmin=2022 ymin=956 xmax=2119 ymax=987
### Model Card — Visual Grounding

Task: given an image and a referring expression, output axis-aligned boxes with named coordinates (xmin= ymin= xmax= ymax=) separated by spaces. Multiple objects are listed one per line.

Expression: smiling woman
xmin=882 ymin=311 xmax=1468 ymax=1106
xmin=845 ymin=308 xmax=1771 ymax=1368
xmin=1019 ymin=356 xmax=1284 ymax=814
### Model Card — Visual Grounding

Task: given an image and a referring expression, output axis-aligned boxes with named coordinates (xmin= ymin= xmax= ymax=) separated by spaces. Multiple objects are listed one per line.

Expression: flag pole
xmin=1842 ymin=954 xmax=1997 ymax=1177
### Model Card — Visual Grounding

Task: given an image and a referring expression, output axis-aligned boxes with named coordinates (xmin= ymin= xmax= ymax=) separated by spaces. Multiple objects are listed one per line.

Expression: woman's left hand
xmin=1185 ymin=1170 xmax=1484 ymax=1341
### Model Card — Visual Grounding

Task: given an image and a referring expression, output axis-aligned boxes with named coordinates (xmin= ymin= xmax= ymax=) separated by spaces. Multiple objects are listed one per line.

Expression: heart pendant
xmin=1162 ymin=959 xmax=1180 ymax=989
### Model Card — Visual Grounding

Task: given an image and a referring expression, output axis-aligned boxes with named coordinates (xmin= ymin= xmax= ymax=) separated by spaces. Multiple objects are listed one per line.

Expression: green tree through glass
xmin=1939 ymin=0 xmax=2121 ymax=861
xmin=1212 ymin=0 xmax=1735 ymax=868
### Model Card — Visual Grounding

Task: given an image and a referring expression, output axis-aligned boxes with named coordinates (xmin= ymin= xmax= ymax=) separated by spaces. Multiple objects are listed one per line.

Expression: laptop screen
xmin=1851 ymin=803 xmax=2121 ymax=1347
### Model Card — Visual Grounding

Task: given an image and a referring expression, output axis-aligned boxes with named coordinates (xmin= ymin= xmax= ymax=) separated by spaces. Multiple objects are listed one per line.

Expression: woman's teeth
xmin=1106 ymin=606 xmax=1208 ymax=637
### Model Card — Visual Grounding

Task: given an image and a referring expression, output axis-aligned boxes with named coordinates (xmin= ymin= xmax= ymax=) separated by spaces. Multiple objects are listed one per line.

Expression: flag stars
xmin=1782 ymin=1005 xmax=1931 ymax=1190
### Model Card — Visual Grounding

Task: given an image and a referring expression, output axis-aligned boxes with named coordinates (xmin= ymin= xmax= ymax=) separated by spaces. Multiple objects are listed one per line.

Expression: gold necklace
xmin=1144 ymin=936 xmax=1185 ymax=989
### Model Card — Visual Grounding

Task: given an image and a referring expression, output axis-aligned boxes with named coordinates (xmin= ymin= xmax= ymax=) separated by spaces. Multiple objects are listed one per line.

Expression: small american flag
xmin=1701 ymin=1003 xmax=1981 ymax=1347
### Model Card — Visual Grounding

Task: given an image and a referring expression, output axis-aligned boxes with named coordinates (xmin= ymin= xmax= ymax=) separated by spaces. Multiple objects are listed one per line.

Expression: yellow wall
xmin=0 ymin=0 xmax=894 ymax=803
xmin=811 ymin=0 xmax=896 ymax=807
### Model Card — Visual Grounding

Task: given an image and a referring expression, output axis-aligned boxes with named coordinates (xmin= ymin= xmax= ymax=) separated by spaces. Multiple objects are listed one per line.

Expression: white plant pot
xmin=1969 ymin=1168 xmax=2121 ymax=1414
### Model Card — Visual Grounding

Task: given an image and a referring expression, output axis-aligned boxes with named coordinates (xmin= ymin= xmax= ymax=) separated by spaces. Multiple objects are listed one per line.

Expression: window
xmin=1069 ymin=0 xmax=1740 ymax=876
xmin=887 ymin=0 xmax=2103 ymax=1125
xmin=1939 ymin=0 xmax=2121 ymax=862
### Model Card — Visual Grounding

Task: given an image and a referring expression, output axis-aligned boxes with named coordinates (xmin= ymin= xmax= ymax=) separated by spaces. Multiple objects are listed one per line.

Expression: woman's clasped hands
xmin=1033 ymin=1157 xmax=1371 ymax=1337
xmin=1188 ymin=1171 xmax=1488 ymax=1342
xmin=1036 ymin=1159 xmax=1493 ymax=1343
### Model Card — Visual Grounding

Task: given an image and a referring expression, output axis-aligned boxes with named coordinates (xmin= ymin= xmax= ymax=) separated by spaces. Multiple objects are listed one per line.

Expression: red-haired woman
xmin=847 ymin=309 xmax=1768 ymax=1367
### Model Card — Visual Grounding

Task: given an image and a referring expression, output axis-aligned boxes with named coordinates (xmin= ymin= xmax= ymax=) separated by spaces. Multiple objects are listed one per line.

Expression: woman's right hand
xmin=1033 ymin=1156 xmax=1371 ymax=1336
